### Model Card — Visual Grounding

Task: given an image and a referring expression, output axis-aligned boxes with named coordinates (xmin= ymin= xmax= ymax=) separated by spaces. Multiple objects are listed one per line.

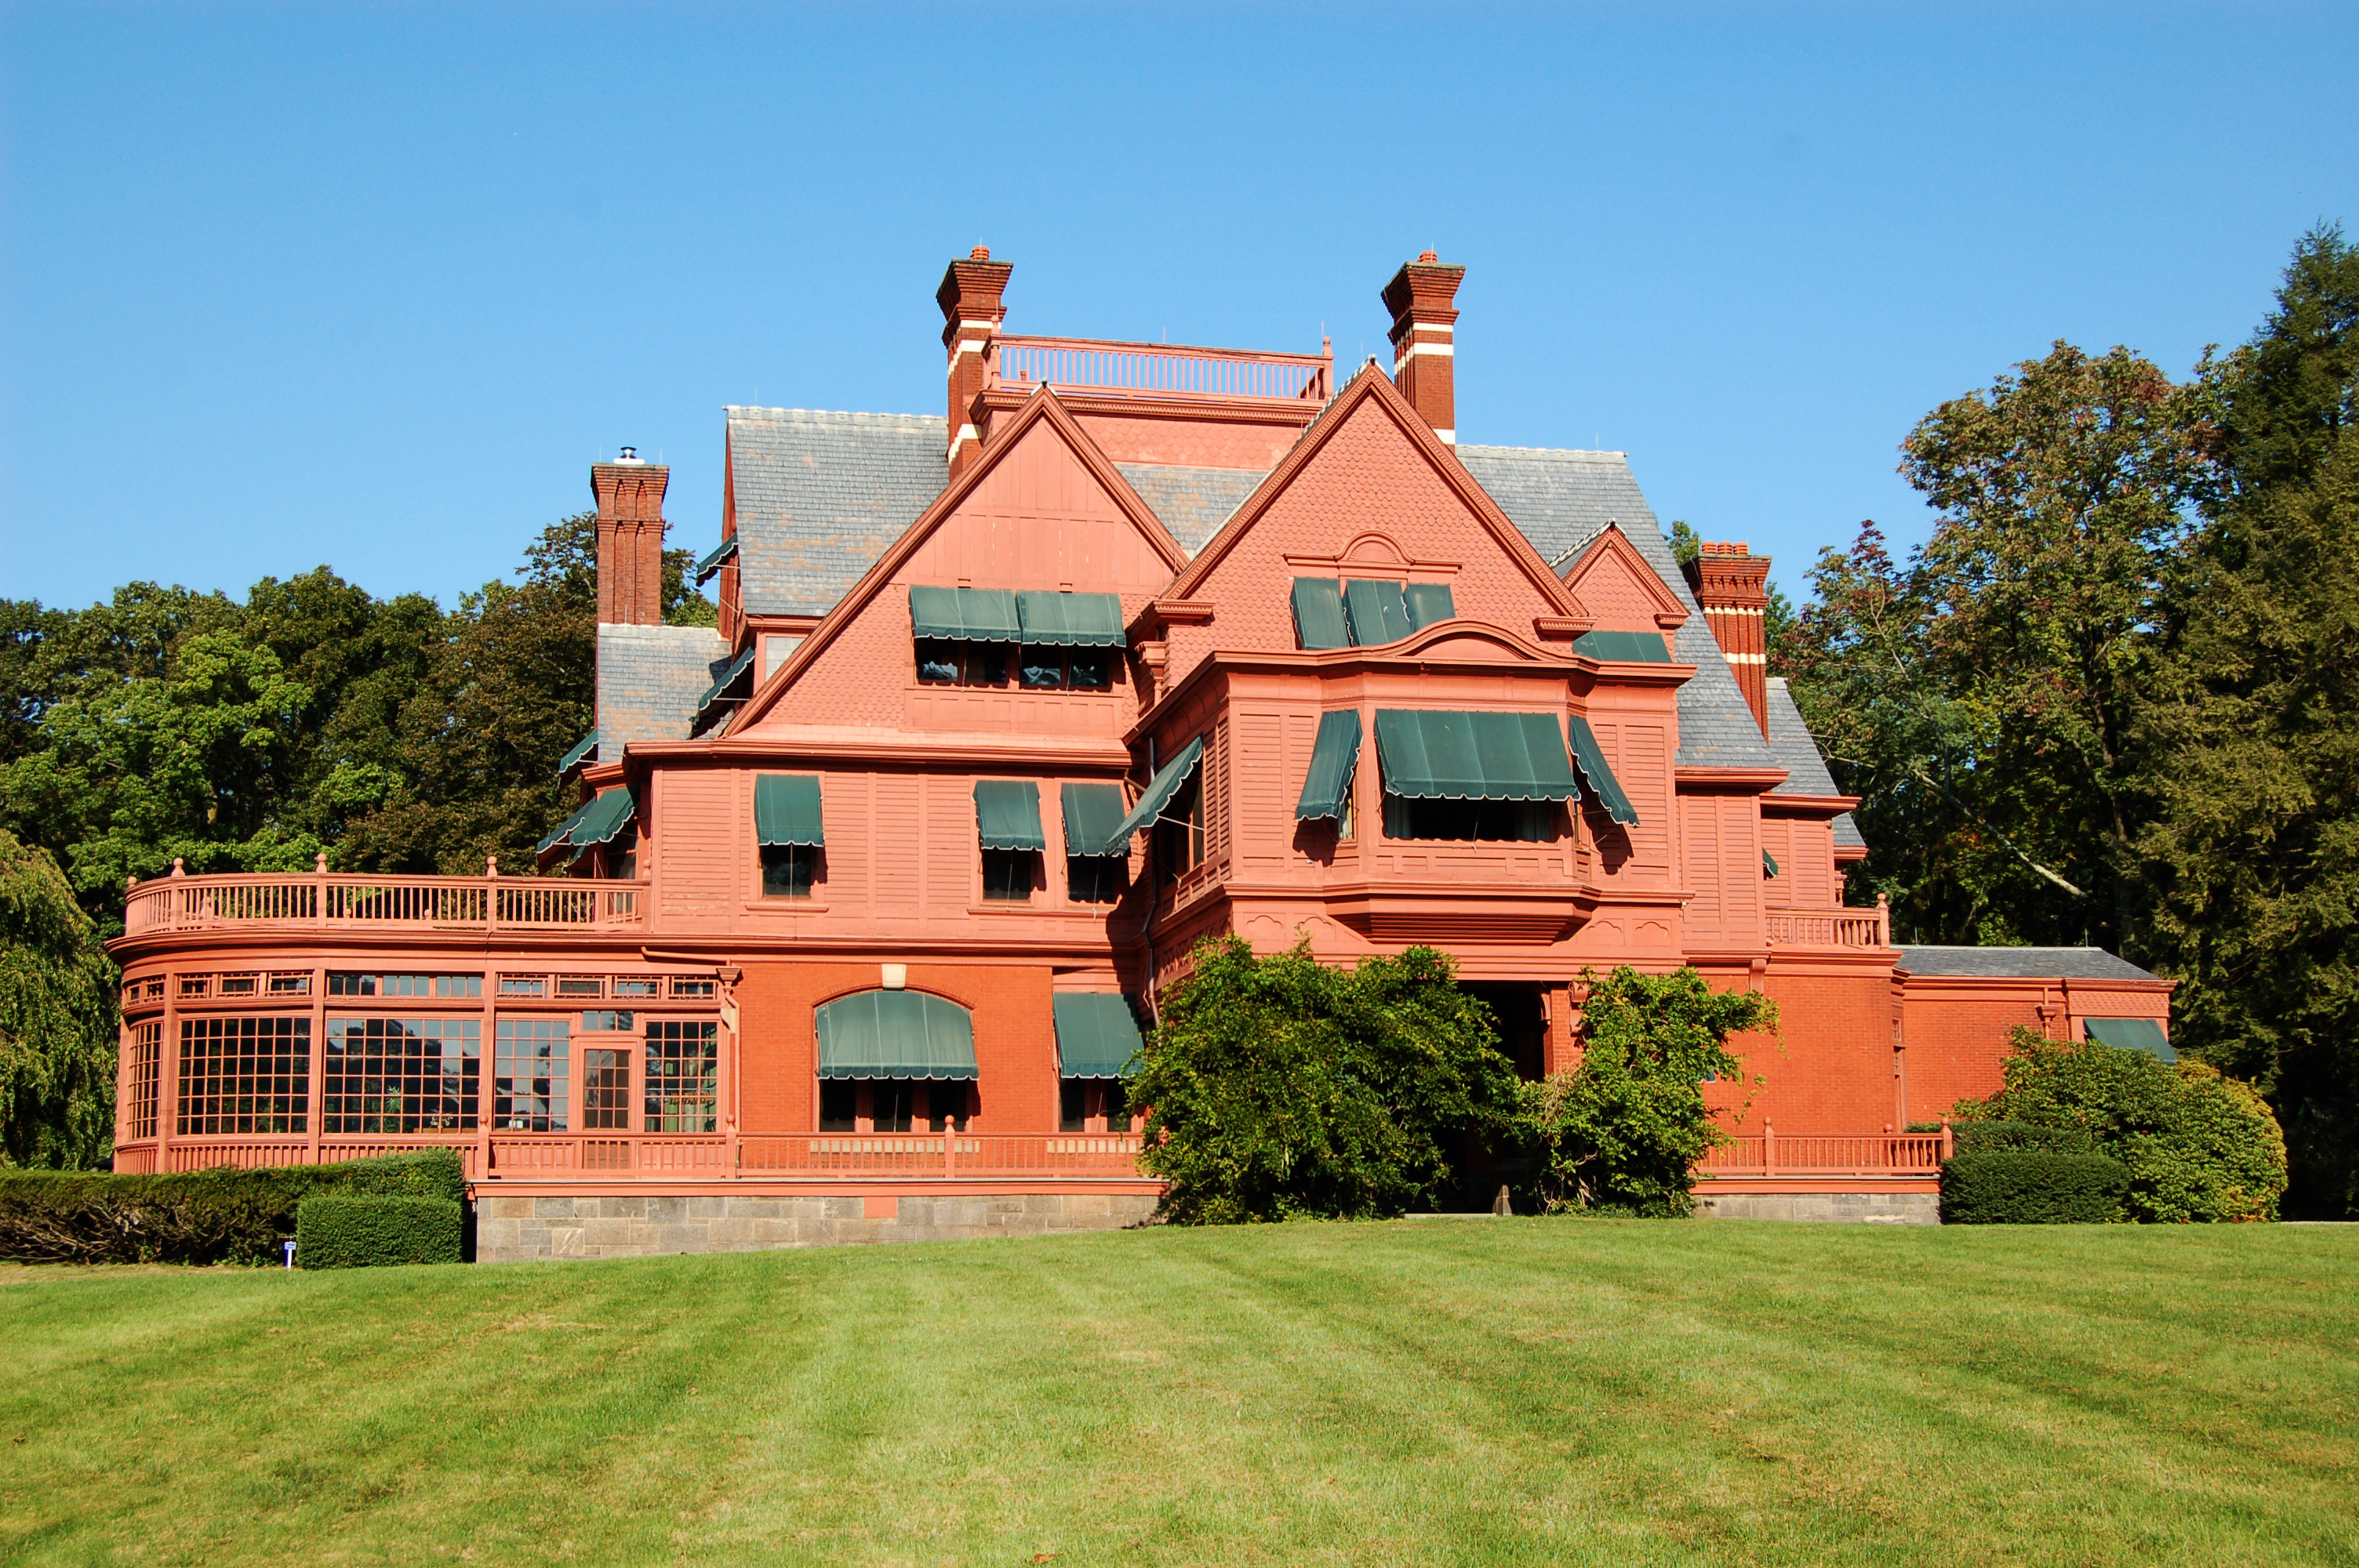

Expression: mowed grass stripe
xmin=0 ymin=1221 xmax=2351 ymax=1566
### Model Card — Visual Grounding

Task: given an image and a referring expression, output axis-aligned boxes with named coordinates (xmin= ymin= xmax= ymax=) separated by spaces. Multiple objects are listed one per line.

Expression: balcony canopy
xmin=1374 ymin=711 xmax=1579 ymax=802
xmin=1053 ymin=993 xmax=1146 ymax=1080
xmin=1016 ymin=590 xmax=1125 ymax=647
xmin=910 ymin=586 xmax=1020 ymax=642
xmin=1061 ymin=782 xmax=1129 ymax=858
xmin=1295 ymin=710 xmax=1363 ymax=822
xmin=1103 ymin=738 xmax=1204 ymax=851
xmin=816 ymin=990 xmax=978 ymax=1080
xmin=754 ymin=775 xmax=824 ymax=848
xmin=974 ymin=780 xmax=1045 ymax=851
xmin=2085 ymin=1018 xmax=2175 ymax=1063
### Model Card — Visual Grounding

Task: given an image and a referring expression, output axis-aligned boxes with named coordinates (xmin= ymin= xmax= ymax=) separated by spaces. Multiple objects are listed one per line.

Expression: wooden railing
xmin=133 ymin=1138 xmax=484 ymax=1178
xmin=991 ymin=336 xmax=1332 ymax=403
xmin=1697 ymin=1125 xmax=1949 ymax=1178
xmin=118 ymin=1132 xmax=1150 ymax=1181
xmin=739 ymin=1132 xmax=1147 ymax=1178
xmin=1765 ymin=902 xmax=1891 ymax=951
xmin=123 ymin=866 xmax=644 ymax=937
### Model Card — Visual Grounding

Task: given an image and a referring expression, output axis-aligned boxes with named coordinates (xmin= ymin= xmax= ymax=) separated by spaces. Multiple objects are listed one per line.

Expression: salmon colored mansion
xmin=107 ymin=251 xmax=2173 ymax=1255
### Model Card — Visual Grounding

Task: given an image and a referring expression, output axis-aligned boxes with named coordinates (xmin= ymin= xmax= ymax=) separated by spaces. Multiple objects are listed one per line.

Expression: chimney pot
xmin=1382 ymin=253 xmax=1466 ymax=444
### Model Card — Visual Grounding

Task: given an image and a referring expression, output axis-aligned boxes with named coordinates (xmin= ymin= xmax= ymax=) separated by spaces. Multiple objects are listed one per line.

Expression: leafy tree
xmin=0 ymin=829 xmax=116 ymax=1168
xmin=1130 ymin=938 xmax=1521 ymax=1224
xmin=1520 ymin=966 xmax=1774 ymax=1217
xmin=1958 ymin=1029 xmax=2286 ymax=1222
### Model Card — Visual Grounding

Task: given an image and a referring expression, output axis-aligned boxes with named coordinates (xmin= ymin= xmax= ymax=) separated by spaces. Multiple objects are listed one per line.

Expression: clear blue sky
xmin=4 ymin=4 xmax=2353 ymax=613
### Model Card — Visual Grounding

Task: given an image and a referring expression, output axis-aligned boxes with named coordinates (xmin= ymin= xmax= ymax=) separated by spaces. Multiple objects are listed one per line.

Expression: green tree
xmin=0 ymin=829 xmax=117 ymax=1168
xmin=1131 ymin=938 xmax=1521 ymax=1224
xmin=1521 ymin=966 xmax=1775 ymax=1217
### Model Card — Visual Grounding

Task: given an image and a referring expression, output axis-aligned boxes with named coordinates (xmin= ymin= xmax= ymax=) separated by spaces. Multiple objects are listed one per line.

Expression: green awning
xmin=974 ymin=780 xmax=1045 ymax=851
xmin=816 ymin=990 xmax=978 ymax=1080
xmin=1574 ymin=629 xmax=1672 ymax=662
xmin=1106 ymin=738 xmax=1205 ymax=848
xmin=1061 ymin=782 xmax=1129 ymax=857
xmin=1016 ymin=591 xmax=1125 ymax=647
xmin=570 ymin=787 xmax=636 ymax=848
xmin=754 ymin=774 xmax=824 ymax=847
xmin=911 ymin=586 xmax=1021 ymax=642
xmin=1295 ymin=710 xmax=1363 ymax=822
xmin=1054 ymin=993 xmax=1145 ymax=1079
xmin=2086 ymin=1018 xmax=2175 ymax=1063
xmin=694 ymin=535 xmax=739 ymax=585
xmin=1405 ymin=583 xmax=1456 ymax=628
xmin=1292 ymin=579 xmax=1350 ymax=650
xmin=694 ymin=646 xmax=757 ymax=724
xmin=1763 ymin=848 xmax=1780 ymax=877
xmin=536 ymin=798 xmax=594 ymax=855
xmin=1567 ymin=715 xmax=1641 ymax=826
xmin=1373 ymin=711 xmax=1579 ymax=801
xmin=557 ymin=731 xmax=597 ymax=776
xmin=1343 ymin=579 xmax=1414 ymax=645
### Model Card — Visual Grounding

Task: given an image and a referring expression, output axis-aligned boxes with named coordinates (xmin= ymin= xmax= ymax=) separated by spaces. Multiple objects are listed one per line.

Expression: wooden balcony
xmin=121 ymin=865 xmax=645 ymax=939
xmin=1765 ymin=901 xmax=1891 ymax=952
xmin=989 ymin=335 xmax=1333 ymax=404
xmin=1696 ymin=1127 xmax=1948 ymax=1179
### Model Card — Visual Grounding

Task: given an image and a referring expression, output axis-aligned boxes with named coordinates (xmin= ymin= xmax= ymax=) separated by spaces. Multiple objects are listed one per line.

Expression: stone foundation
xmin=474 ymin=1191 xmax=1162 ymax=1262
xmin=1692 ymin=1190 xmax=1943 ymax=1225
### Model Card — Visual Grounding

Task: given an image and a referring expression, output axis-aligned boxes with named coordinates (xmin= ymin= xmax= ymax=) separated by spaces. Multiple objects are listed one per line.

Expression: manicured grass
xmin=1 ymin=1221 xmax=2354 ymax=1566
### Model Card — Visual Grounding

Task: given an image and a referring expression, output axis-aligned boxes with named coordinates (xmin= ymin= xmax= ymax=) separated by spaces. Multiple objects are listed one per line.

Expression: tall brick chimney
xmin=591 ymin=448 xmax=667 ymax=626
xmin=937 ymin=246 xmax=1014 ymax=478
xmin=1683 ymin=541 xmax=1772 ymax=735
xmin=1382 ymin=252 xmax=1465 ymax=444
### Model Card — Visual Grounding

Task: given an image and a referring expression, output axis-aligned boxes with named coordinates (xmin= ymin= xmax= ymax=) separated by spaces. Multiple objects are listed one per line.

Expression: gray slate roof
xmin=1116 ymin=463 xmax=1269 ymax=554
xmin=725 ymin=408 xmax=948 ymax=618
xmin=1765 ymin=677 xmax=1866 ymax=850
xmin=597 ymin=624 xmax=729 ymax=754
xmin=1456 ymin=445 xmax=1775 ymax=770
xmin=1896 ymin=946 xmax=2160 ymax=982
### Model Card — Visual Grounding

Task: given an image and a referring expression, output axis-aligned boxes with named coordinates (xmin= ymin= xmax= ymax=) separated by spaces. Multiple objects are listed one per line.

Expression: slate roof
xmin=1896 ymin=946 xmax=2161 ymax=982
xmin=1456 ymin=445 xmax=1776 ymax=770
xmin=596 ymin=624 xmax=729 ymax=754
xmin=1765 ymin=677 xmax=1866 ymax=850
xmin=1115 ymin=463 xmax=1269 ymax=555
xmin=724 ymin=408 xmax=948 ymax=618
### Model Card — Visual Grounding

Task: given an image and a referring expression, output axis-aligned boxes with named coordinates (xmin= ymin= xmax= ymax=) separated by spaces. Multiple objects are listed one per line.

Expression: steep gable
xmin=1560 ymin=525 xmax=1687 ymax=643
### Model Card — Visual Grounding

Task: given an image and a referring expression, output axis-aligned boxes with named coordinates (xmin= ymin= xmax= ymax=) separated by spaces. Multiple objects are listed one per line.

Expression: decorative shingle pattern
xmin=1456 ymin=445 xmax=1774 ymax=769
xmin=725 ymin=408 xmax=948 ymax=617
xmin=1114 ymin=463 xmax=1269 ymax=555
xmin=596 ymin=624 xmax=729 ymax=755
xmin=1765 ymin=677 xmax=1866 ymax=850
xmin=1896 ymin=946 xmax=2159 ymax=981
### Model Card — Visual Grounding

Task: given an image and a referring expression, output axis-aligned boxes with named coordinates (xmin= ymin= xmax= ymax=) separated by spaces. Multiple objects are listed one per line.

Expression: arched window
xmin=814 ymin=990 xmax=977 ymax=1133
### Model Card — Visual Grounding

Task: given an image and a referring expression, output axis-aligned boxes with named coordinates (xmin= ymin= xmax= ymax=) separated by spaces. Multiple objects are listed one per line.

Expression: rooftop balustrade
xmin=121 ymin=862 xmax=645 ymax=939
xmin=1765 ymin=902 xmax=1891 ymax=952
xmin=989 ymin=335 xmax=1332 ymax=403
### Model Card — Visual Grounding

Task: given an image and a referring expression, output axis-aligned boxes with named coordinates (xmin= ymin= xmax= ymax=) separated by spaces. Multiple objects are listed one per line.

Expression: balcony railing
xmin=1765 ymin=902 xmax=1891 ymax=951
xmin=122 ymin=866 xmax=645 ymax=938
xmin=990 ymin=335 xmax=1332 ymax=403
xmin=739 ymin=1132 xmax=1147 ymax=1178
xmin=1696 ymin=1127 xmax=1948 ymax=1178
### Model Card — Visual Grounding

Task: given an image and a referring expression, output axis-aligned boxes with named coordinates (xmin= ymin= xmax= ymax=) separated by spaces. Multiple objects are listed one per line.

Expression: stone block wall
xmin=475 ymin=1190 xmax=1160 ymax=1263
xmin=1692 ymin=1189 xmax=1940 ymax=1225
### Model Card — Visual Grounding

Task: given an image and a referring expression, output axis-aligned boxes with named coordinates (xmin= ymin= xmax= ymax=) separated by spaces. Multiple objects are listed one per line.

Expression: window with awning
xmin=910 ymin=586 xmax=1021 ymax=641
xmin=1053 ymin=993 xmax=1145 ymax=1079
xmin=1374 ymin=711 xmax=1575 ymax=843
xmin=1572 ymin=629 xmax=1671 ymax=662
xmin=1061 ymin=783 xmax=1131 ymax=903
xmin=2085 ymin=1018 xmax=2175 ymax=1062
xmin=815 ymin=990 xmax=979 ymax=1080
xmin=912 ymin=586 xmax=1119 ymax=691
xmin=569 ymin=789 xmax=637 ymax=848
xmin=1295 ymin=710 xmax=1363 ymax=822
xmin=1292 ymin=579 xmax=1457 ymax=650
xmin=1015 ymin=591 xmax=1125 ymax=646
xmin=1291 ymin=579 xmax=1350 ymax=650
xmin=693 ymin=534 xmax=739 ymax=586
xmin=1404 ymin=583 xmax=1456 ymax=627
xmin=692 ymin=647 xmax=758 ymax=737
xmin=754 ymin=774 xmax=823 ymax=898
xmin=975 ymin=780 xmax=1043 ymax=902
xmin=1566 ymin=716 xmax=1641 ymax=827
xmin=557 ymin=731 xmax=598 ymax=777
xmin=1103 ymin=739 xmax=1205 ymax=852
xmin=536 ymin=798 xmax=594 ymax=855
xmin=1343 ymin=580 xmax=1415 ymax=645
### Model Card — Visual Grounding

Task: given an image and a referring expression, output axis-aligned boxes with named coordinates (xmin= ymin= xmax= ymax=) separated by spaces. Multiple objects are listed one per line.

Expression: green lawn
xmin=1 ymin=1220 xmax=2353 ymax=1566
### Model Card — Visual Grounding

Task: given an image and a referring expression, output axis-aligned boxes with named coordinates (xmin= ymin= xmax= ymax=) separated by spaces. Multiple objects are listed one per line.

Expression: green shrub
xmin=1940 ymin=1150 xmax=2131 ymax=1223
xmin=1950 ymin=1119 xmax=2098 ymax=1156
xmin=295 ymin=1194 xmax=462 ymax=1268
xmin=1959 ymin=1029 xmax=2288 ymax=1221
xmin=0 ymin=1149 xmax=467 ymax=1265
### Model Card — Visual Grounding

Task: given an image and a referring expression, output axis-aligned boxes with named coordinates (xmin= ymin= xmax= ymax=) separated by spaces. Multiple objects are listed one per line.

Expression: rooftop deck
xmin=121 ymin=864 xmax=644 ymax=940
xmin=989 ymin=334 xmax=1333 ymax=404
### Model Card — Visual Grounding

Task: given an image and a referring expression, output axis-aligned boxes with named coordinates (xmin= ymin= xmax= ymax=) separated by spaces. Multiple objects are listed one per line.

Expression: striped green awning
xmin=975 ymin=780 xmax=1045 ymax=851
xmin=694 ymin=535 xmax=739 ymax=585
xmin=1292 ymin=579 xmax=1350 ymax=650
xmin=1295 ymin=710 xmax=1363 ymax=822
xmin=1061 ymin=782 xmax=1129 ymax=857
xmin=1054 ymin=993 xmax=1145 ymax=1079
xmin=1573 ymin=629 xmax=1671 ymax=662
xmin=1106 ymin=738 xmax=1205 ymax=848
xmin=694 ymin=646 xmax=757 ymax=726
xmin=1763 ymin=848 xmax=1780 ymax=877
xmin=1373 ymin=711 xmax=1579 ymax=801
xmin=1016 ymin=591 xmax=1125 ymax=646
xmin=536 ymin=798 xmax=594 ymax=855
xmin=1405 ymin=583 xmax=1456 ymax=629
xmin=557 ymin=731 xmax=598 ymax=776
xmin=754 ymin=775 xmax=824 ymax=847
xmin=911 ymin=586 xmax=1021 ymax=642
xmin=1567 ymin=715 xmax=1641 ymax=827
xmin=2085 ymin=1018 xmax=2175 ymax=1063
xmin=1343 ymin=580 xmax=1414 ymax=645
xmin=569 ymin=787 xmax=636 ymax=849
xmin=816 ymin=990 xmax=978 ymax=1080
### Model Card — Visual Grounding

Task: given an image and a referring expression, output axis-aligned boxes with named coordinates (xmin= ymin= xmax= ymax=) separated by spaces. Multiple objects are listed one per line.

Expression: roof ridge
xmin=724 ymin=406 xmax=945 ymax=424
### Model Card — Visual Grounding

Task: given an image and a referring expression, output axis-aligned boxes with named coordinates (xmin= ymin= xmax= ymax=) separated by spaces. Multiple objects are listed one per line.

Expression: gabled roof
xmin=1457 ymin=444 xmax=1773 ymax=770
xmin=724 ymin=407 xmax=949 ymax=618
xmin=1765 ymin=677 xmax=1865 ymax=849
xmin=1896 ymin=946 xmax=2160 ymax=982
xmin=1114 ymin=463 xmax=1269 ymax=554
xmin=596 ymin=623 xmax=730 ymax=755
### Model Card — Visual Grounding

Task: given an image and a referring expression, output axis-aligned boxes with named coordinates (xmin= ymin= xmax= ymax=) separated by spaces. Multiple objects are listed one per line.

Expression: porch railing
xmin=738 ymin=1132 xmax=1147 ymax=1178
xmin=1697 ymin=1125 xmax=1949 ymax=1178
xmin=990 ymin=335 xmax=1332 ymax=403
xmin=1765 ymin=901 xmax=1890 ymax=951
xmin=122 ymin=865 xmax=645 ymax=937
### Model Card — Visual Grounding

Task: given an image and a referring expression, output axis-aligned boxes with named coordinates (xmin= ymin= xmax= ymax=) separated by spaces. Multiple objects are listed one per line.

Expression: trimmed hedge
xmin=1940 ymin=1150 xmax=2130 ymax=1224
xmin=0 ymin=1149 xmax=466 ymax=1265
xmin=295 ymin=1194 xmax=462 ymax=1269
xmin=1950 ymin=1119 xmax=2099 ymax=1157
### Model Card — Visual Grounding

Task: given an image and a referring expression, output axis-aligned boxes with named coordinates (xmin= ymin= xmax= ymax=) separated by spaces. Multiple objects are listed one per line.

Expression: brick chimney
xmin=937 ymin=246 xmax=1014 ymax=478
xmin=1683 ymin=541 xmax=1772 ymax=735
xmin=1382 ymin=252 xmax=1465 ymax=444
xmin=591 ymin=448 xmax=667 ymax=626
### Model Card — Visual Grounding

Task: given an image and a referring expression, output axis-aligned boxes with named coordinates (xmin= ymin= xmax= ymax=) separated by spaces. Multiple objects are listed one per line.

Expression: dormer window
xmin=911 ymin=586 xmax=1124 ymax=691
